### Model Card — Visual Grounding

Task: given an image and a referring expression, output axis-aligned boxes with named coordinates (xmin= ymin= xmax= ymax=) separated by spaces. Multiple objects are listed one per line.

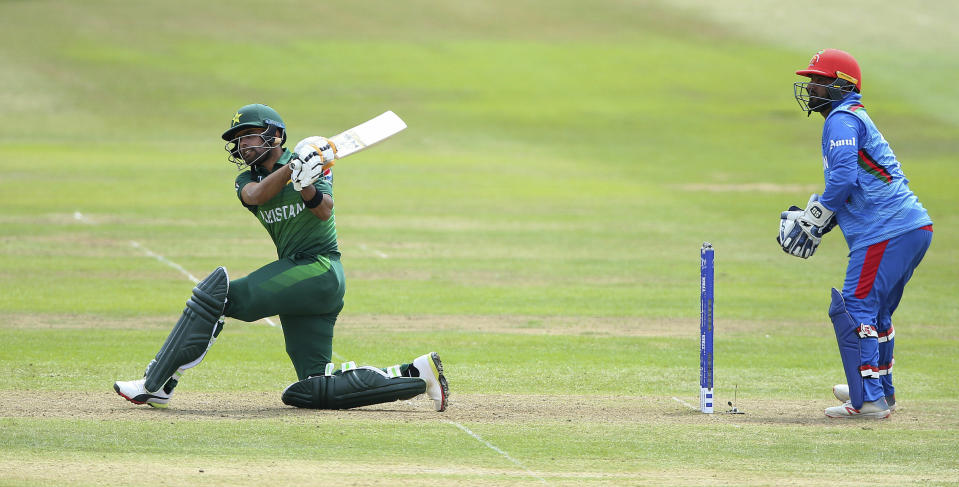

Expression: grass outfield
xmin=1 ymin=1 xmax=958 ymax=486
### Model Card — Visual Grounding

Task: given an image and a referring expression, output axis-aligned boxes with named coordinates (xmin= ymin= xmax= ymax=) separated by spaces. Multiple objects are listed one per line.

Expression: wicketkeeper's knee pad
xmin=828 ymin=288 xmax=882 ymax=409
xmin=281 ymin=366 xmax=426 ymax=409
xmin=144 ymin=267 xmax=229 ymax=392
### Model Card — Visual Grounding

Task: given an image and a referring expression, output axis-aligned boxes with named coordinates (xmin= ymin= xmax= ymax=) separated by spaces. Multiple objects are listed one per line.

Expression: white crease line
xmin=672 ymin=397 xmax=698 ymax=410
xmin=130 ymin=241 xmax=201 ymax=284
xmin=447 ymin=421 xmax=549 ymax=485
xmin=128 ymin=240 xmax=277 ymax=328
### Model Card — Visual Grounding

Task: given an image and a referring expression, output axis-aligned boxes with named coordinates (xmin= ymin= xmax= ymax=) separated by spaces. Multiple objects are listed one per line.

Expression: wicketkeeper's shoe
xmin=824 ymin=398 xmax=891 ymax=419
xmin=413 ymin=352 xmax=448 ymax=412
xmin=114 ymin=378 xmax=172 ymax=408
xmin=832 ymin=384 xmax=897 ymax=411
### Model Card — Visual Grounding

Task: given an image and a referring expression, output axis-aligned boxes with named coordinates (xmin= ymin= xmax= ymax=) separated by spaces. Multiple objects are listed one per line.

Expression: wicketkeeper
xmin=780 ymin=50 xmax=932 ymax=418
xmin=115 ymin=104 xmax=449 ymax=411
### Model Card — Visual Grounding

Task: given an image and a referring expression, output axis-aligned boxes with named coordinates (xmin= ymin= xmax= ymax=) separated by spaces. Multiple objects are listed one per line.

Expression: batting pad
xmin=144 ymin=267 xmax=229 ymax=392
xmin=281 ymin=366 xmax=425 ymax=409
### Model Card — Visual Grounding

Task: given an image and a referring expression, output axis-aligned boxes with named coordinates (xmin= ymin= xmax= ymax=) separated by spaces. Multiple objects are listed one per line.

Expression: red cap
xmin=796 ymin=49 xmax=862 ymax=91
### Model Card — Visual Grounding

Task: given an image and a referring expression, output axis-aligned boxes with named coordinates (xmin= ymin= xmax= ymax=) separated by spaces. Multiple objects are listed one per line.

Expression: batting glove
xmin=292 ymin=136 xmax=336 ymax=191
xmin=294 ymin=136 xmax=336 ymax=164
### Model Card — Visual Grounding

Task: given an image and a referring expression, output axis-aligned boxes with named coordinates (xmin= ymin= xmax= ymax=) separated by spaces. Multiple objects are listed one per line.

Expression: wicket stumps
xmin=700 ymin=242 xmax=714 ymax=414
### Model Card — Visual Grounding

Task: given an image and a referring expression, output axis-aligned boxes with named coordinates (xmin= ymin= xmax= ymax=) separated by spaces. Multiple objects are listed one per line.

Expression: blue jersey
xmin=819 ymin=93 xmax=932 ymax=252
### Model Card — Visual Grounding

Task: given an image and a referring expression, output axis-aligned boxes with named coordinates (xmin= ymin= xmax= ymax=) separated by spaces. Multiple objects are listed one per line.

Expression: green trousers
xmin=225 ymin=252 xmax=345 ymax=380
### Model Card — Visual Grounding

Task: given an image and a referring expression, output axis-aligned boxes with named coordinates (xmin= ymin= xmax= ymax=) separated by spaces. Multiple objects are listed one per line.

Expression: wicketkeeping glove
xmin=777 ymin=193 xmax=836 ymax=259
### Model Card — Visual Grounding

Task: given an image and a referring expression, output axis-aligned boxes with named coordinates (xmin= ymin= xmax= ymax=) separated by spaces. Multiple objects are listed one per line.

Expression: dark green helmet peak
xmin=221 ymin=104 xmax=286 ymax=141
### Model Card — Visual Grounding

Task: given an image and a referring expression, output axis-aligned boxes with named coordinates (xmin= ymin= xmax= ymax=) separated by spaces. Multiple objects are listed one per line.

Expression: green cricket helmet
xmin=221 ymin=103 xmax=286 ymax=141
xmin=222 ymin=104 xmax=288 ymax=168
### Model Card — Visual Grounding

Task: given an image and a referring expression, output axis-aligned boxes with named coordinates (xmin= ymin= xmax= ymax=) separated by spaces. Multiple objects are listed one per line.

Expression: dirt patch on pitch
xmin=4 ymin=392 xmax=957 ymax=487
xmin=3 ymin=390 xmax=955 ymax=430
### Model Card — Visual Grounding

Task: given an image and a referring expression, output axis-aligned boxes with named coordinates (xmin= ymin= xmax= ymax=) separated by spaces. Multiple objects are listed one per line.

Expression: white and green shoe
xmin=413 ymin=352 xmax=449 ymax=412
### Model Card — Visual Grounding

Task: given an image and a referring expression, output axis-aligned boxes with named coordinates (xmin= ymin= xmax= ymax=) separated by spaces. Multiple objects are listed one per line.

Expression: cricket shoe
xmin=824 ymin=397 xmax=891 ymax=419
xmin=114 ymin=378 xmax=172 ymax=408
xmin=413 ymin=352 xmax=448 ymax=412
xmin=832 ymin=384 xmax=896 ymax=411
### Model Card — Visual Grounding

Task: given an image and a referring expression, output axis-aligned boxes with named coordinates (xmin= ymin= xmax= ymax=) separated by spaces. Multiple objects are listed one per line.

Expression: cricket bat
xmin=292 ymin=111 xmax=407 ymax=190
xmin=328 ymin=110 xmax=407 ymax=160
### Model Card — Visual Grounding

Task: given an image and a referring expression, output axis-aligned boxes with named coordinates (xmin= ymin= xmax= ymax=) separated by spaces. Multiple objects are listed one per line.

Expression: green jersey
xmin=234 ymin=149 xmax=339 ymax=259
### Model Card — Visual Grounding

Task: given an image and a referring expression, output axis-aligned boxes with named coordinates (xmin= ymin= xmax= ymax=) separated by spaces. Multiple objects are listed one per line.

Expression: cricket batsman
xmin=779 ymin=49 xmax=932 ymax=418
xmin=114 ymin=103 xmax=449 ymax=411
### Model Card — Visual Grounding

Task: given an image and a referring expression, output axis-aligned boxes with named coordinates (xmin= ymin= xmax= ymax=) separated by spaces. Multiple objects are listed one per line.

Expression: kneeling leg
xmin=281 ymin=366 xmax=426 ymax=409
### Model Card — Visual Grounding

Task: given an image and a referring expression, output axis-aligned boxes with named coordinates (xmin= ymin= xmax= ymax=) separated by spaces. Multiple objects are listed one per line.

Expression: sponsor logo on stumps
xmin=700 ymin=242 xmax=714 ymax=414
